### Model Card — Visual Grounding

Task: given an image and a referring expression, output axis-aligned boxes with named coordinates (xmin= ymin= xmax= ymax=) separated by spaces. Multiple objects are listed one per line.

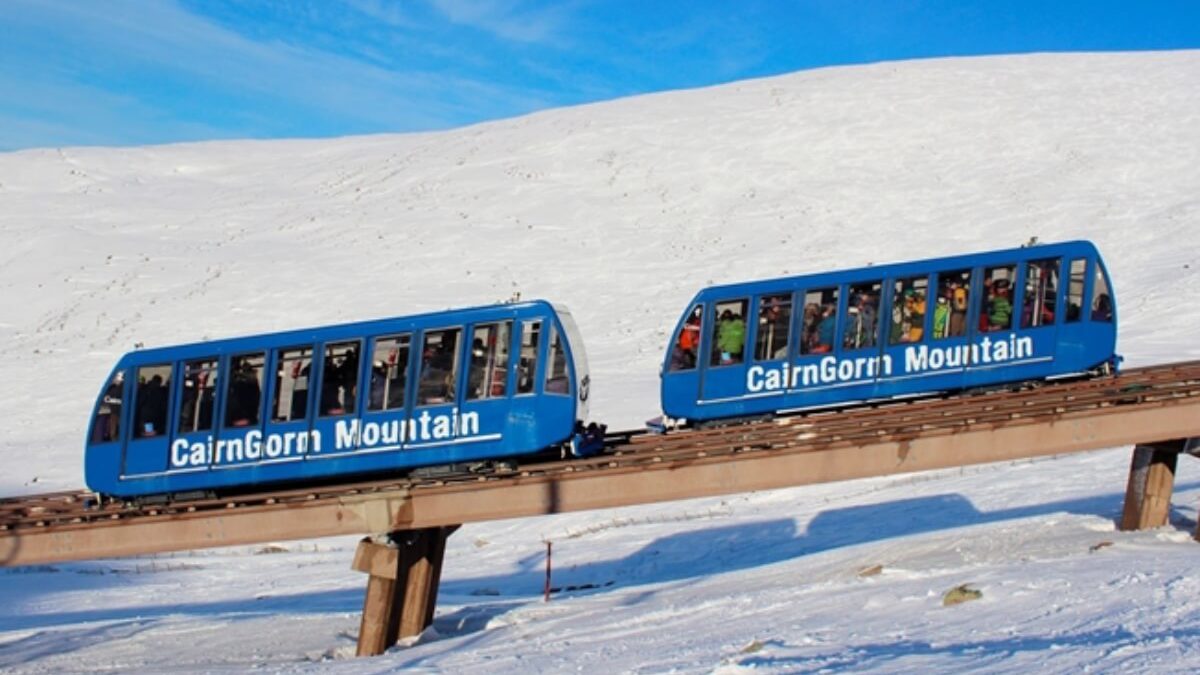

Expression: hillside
xmin=1 ymin=51 xmax=1199 ymax=672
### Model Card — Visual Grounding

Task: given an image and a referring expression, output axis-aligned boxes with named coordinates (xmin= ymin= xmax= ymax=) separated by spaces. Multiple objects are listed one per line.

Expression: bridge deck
xmin=4 ymin=361 xmax=1200 ymax=567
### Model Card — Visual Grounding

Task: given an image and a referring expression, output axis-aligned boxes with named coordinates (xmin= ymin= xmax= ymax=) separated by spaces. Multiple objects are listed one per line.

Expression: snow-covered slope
xmin=2 ymin=51 xmax=1200 ymax=672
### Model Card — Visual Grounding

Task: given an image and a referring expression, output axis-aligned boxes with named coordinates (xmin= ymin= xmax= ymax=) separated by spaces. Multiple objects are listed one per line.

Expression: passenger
xmin=291 ymin=361 xmax=310 ymax=420
xmin=227 ymin=359 xmax=261 ymax=426
xmin=679 ymin=308 xmax=701 ymax=355
xmin=949 ymin=282 xmax=969 ymax=337
xmin=843 ymin=293 xmax=877 ymax=349
xmin=369 ymin=361 xmax=387 ymax=409
xmin=1092 ymin=292 xmax=1112 ymax=321
xmin=891 ymin=290 xmax=913 ymax=344
xmin=321 ymin=356 xmax=344 ymax=414
xmin=803 ymin=303 xmax=823 ymax=352
xmin=716 ymin=309 xmax=745 ymax=364
xmin=468 ymin=338 xmax=488 ymax=397
xmin=136 ymin=374 xmax=168 ymax=436
xmin=906 ymin=290 xmax=926 ymax=342
xmin=341 ymin=347 xmax=359 ymax=410
xmin=669 ymin=344 xmax=694 ymax=371
xmin=933 ymin=294 xmax=950 ymax=339
xmin=757 ymin=300 xmax=790 ymax=359
xmin=987 ymin=278 xmax=1012 ymax=331
xmin=813 ymin=305 xmax=836 ymax=353
xmin=94 ymin=372 xmax=124 ymax=442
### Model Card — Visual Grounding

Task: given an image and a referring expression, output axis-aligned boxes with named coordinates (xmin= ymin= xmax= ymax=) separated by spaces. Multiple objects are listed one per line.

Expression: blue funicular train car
xmin=661 ymin=240 xmax=1117 ymax=423
xmin=86 ymin=300 xmax=590 ymax=498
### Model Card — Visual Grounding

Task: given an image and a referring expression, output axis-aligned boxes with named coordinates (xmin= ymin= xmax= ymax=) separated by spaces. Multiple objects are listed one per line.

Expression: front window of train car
xmin=90 ymin=370 xmax=126 ymax=443
xmin=545 ymin=325 xmax=570 ymax=395
xmin=670 ymin=304 xmax=704 ymax=371
xmin=550 ymin=305 xmax=590 ymax=416
xmin=1066 ymin=258 xmax=1087 ymax=323
xmin=1091 ymin=262 xmax=1113 ymax=322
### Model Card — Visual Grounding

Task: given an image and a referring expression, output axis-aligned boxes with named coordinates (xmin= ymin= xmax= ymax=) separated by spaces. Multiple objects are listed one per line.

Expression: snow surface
xmin=2 ymin=51 xmax=1200 ymax=672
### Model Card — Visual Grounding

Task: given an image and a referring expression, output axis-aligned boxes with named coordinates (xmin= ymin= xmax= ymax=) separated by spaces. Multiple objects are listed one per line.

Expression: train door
xmin=929 ymin=267 xmax=975 ymax=386
xmin=412 ymin=327 xmax=463 ymax=450
xmin=843 ymin=279 xmax=884 ymax=392
xmin=262 ymin=345 xmax=316 ymax=467
xmin=878 ymin=274 xmax=931 ymax=392
xmin=308 ymin=340 xmax=363 ymax=460
xmin=1015 ymin=256 xmax=1061 ymax=370
xmin=792 ymin=285 xmax=840 ymax=405
xmin=360 ymin=333 xmax=414 ymax=457
xmin=213 ymin=351 xmax=269 ymax=471
xmin=173 ymin=356 xmax=220 ymax=474
xmin=744 ymin=292 xmax=794 ymax=407
xmin=966 ymin=262 xmax=1018 ymax=384
xmin=120 ymin=362 xmax=174 ymax=477
xmin=699 ymin=298 xmax=750 ymax=407
xmin=454 ymin=320 xmax=513 ymax=452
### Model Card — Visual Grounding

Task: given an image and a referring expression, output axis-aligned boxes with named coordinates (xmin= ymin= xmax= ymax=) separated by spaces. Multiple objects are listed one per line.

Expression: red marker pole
xmin=543 ymin=541 xmax=552 ymax=602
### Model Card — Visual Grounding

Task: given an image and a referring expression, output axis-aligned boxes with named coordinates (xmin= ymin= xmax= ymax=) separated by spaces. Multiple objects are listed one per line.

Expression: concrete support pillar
xmin=1119 ymin=440 xmax=1184 ymax=531
xmin=352 ymin=525 xmax=459 ymax=657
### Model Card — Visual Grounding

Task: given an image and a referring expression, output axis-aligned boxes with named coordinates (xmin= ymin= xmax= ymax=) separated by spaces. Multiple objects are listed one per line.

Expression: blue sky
xmin=2 ymin=0 xmax=1198 ymax=151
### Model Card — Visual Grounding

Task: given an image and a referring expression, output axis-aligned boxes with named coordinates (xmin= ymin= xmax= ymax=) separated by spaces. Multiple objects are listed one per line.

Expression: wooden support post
xmin=1120 ymin=440 xmax=1184 ymax=531
xmin=352 ymin=525 xmax=460 ymax=657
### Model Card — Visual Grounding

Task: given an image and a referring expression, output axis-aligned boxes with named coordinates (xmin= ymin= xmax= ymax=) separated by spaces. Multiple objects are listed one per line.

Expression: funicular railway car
xmin=86 ymin=301 xmax=590 ymax=498
xmin=662 ymin=240 xmax=1117 ymax=423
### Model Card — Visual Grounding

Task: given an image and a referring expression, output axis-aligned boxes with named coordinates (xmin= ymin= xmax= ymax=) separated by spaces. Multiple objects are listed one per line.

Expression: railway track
xmin=3 ymin=359 xmax=1199 ymax=540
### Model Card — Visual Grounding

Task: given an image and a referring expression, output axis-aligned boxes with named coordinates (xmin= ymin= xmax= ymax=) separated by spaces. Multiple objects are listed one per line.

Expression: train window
xmin=468 ymin=321 xmax=512 ymax=400
xmin=709 ymin=299 xmax=748 ymax=366
xmin=669 ymin=304 xmax=703 ymax=371
xmin=1091 ymin=264 xmax=1113 ymax=322
xmin=272 ymin=346 xmax=313 ymax=422
xmin=980 ymin=265 xmax=1016 ymax=332
xmin=1065 ymin=258 xmax=1086 ymax=323
xmin=801 ymin=288 xmax=838 ymax=354
xmin=843 ymin=281 xmax=880 ymax=350
xmin=754 ymin=294 xmax=792 ymax=361
xmin=367 ymin=335 xmax=410 ymax=412
xmin=933 ymin=270 xmax=971 ymax=339
xmin=545 ymin=325 xmax=570 ymax=395
xmin=224 ymin=352 xmax=265 ymax=427
xmin=179 ymin=358 xmax=218 ymax=434
xmin=133 ymin=365 xmax=171 ymax=438
xmin=319 ymin=341 xmax=361 ymax=416
xmin=90 ymin=370 xmax=125 ymax=443
xmin=1021 ymin=258 xmax=1060 ymax=328
xmin=888 ymin=276 xmax=928 ymax=344
xmin=517 ymin=321 xmax=542 ymax=394
xmin=417 ymin=329 xmax=460 ymax=405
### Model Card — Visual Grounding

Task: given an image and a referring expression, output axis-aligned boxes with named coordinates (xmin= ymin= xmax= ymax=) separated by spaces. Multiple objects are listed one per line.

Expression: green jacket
xmin=717 ymin=318 xmax=746 ymax=354
xmin=989 ymin=296 xmax=1012 ymax=327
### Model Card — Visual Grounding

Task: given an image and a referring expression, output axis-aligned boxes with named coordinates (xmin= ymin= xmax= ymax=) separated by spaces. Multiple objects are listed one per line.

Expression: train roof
xmin=116 ymin=299 xmax=565 ymax=365
xmin=692 ymin=239 xmax=1103 ymax=300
